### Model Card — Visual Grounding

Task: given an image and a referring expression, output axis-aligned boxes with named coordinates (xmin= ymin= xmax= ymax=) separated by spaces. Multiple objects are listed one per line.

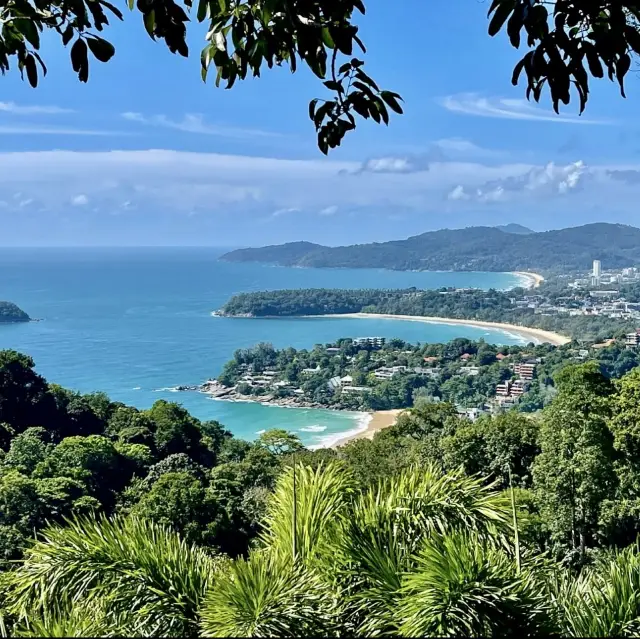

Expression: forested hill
xmin=0 ymin=301 xmax=30 ymax=323
xmin=220 ymin=223 xmax=640 ymax=272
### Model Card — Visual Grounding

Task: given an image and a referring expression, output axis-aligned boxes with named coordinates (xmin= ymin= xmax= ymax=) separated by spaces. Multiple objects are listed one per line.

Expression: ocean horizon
xmin=0 ymin=247 xmax=526 ymax=446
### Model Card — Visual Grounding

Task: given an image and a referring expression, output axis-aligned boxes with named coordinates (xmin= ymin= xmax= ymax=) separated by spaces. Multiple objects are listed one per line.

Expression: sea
xmin=0 ymin=247 xmax=526 ymax=447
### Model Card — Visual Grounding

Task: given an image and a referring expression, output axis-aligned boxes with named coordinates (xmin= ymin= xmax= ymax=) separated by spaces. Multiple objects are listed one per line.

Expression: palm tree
xmin=2 ymin=515 xmax=218 ymax=636
xmin=4 ymin=461 xmax=640 ymax=637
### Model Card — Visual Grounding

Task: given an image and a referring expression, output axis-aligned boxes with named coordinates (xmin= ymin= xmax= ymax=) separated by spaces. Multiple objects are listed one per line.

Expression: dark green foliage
xmin=0 ymin=302 xmax=29 ymax=323
xmin=220 ymin=223 xmax=640 ymax=272
xmin=488 ymin=0 xmax=640 ymax=116
xmin=0 ymin=0 xmax=400 ymax=154
xmin=219 ymin=285 xmax=636 ymax=342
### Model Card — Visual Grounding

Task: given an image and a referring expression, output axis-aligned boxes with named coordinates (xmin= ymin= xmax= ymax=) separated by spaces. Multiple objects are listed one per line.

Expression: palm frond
xmin=551 ymin=543 xmax=640 ymax=637
xmin=397 ymin=531 xmax=550 ymax=637
xmin=338 ymin=464 xmax=515 ymax=635
xmin=3 ymin=515 xmax=219 ymax=636
xmin=199 ymin=550 xmax=336 ymax=638
xmin=259 ymin=461 xmax=356 ymax=565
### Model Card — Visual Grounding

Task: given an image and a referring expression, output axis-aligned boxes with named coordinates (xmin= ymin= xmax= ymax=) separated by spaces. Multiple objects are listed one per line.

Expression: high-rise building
xmin=593 ymin=260 xmax=602 ymax=278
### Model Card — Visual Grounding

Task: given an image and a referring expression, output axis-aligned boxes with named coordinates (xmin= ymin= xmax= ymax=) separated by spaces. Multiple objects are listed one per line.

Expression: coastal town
xmin=195 ymin=325 xmax=640 ymax=423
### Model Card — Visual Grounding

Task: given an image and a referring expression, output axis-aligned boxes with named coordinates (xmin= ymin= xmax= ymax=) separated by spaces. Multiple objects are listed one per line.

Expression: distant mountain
xmin=223 ymin=241 xmax=325 ymax=265
xmin=219 ymin=223 xmax=640 ymax=273
xmin=495 ymin=224 xmax=535 ymax=235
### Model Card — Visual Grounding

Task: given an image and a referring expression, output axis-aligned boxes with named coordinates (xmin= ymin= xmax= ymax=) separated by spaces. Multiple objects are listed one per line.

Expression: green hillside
xmin=220 ymin=223 xmax=640 ymax=273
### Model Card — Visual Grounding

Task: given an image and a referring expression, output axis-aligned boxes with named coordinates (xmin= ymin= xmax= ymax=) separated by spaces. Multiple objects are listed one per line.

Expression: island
xmin=219 ymin=222 xmax=640 ymax=273
xmin=215 ymin=285 xmax=640 ymax=343
xmin=0 ymin=301 xmax=30 ymax=323
xmin=199 ymin=334 xmax=640 ymax=418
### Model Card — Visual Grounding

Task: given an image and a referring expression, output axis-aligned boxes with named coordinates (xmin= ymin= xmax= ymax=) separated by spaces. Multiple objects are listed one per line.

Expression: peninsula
xmin=219 ymin=222 xmax=640 ymax=273
xmin=0 ymin=301 xmax=30 ymax=323
xmin=199 ymin=332 xmax=640 ymax=424
xmin=215 ymin=285 xmax=638 ymax=343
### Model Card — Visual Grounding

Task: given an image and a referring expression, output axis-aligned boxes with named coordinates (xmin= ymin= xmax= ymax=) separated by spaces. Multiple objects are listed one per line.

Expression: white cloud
xmin=440 ymin=93 xmax=612 ymax=125
xmin=121 ymin=112 xmax=280 ymax=139
xmin=453 ymin=160 xmax=587 ymax=204
xmin=71 ymin=194 xmax=89 ymax=206
xmin=271 ymin=207 xmax=300 ymax=217
xmin=0 ymin=126 xmax=118 ymax=136
xmin=0 ymin=149 xmax=635 ymax=227
xmin=447 ymin=185 xmax=470 ymax=201
xmin=0 ymin=102 xmax=73 ymax=115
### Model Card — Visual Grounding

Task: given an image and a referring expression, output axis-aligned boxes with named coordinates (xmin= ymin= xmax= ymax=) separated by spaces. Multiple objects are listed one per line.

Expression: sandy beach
xmin=332 ymin=409 xmax=403 ymax=448
xmin=513 ymin=271 xmax=544 ymax=288
xmin=320 ymin=313 xmax=570 ymax=346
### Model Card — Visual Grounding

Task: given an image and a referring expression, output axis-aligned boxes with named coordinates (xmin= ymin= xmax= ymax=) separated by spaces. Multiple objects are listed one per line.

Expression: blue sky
xmin=2 ymin=0 xmax=640 ymax=246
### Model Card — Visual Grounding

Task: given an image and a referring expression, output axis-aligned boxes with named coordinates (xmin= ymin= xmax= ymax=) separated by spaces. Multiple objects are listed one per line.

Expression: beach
xmin=513 ymin=271 xmax=544 ymax=288
xmin=331 ymin=409 xmax=404 ymax=448
xmin=319 ymin=313 xmax=570 ymax=346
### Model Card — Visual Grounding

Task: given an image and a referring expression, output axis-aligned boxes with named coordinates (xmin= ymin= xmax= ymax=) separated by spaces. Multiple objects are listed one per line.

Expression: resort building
xmin=341 ymin=385 xmax=370 ymax=395
xmin=460 ymin=365 xmax=480 ymax=377
xmin=512 ymin=362 xmax=536 ymax=381
xmin=353 ymin=337 xmax=386 ymax=348
xmin=626 ymin=330 xmax=640 ymax=348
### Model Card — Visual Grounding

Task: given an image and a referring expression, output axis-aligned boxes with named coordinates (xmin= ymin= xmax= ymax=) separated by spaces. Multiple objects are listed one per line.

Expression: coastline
xmin=202 ymin=389 xmax=400 ymax=449
xmin=331 ymin=409 xmax=403 ymax=448
xmin=513 ymin=271 xmax=544 ymax=289
xmin=310 ymin=313 xmax=570 ymax=346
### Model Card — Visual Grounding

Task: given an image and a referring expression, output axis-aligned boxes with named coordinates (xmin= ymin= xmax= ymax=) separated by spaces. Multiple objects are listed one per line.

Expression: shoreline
xmin=513 ymin=271 xmax=544 ymax=289
xmin=331 ymin=409 xmax=403 ymax=448
xmin=309 ymin=313 xmax=570 ymax=346
xmin=201 ymin=389 xmax=400 ymax=449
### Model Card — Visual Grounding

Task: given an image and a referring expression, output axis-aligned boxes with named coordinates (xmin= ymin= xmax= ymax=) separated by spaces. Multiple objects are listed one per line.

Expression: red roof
xmin=496 ymin=353 xmax=508 ymax=360
xmin=423 ymin=356 xmax=439 ymax=362
xmin=460 ymin=353 xmax=472 ymax=360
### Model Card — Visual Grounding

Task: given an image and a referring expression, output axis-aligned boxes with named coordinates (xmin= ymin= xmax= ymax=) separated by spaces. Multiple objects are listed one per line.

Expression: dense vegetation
xmin=219 ymin=286 xmax=635 ymax=342
xmin=6 ymin=354 xmax=640 ymax=634
xmin=218 ymin=336 xmax=640 ymax=413
xmin=0 ymin=302 xmax=30 ymax=323
xmin=220 ymin=223 xmax=640 ymax=272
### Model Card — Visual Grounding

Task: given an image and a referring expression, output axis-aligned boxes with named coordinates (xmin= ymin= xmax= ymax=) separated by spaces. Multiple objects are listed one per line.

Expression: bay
xmin=0 ymin=247 xmax=524 ymax=446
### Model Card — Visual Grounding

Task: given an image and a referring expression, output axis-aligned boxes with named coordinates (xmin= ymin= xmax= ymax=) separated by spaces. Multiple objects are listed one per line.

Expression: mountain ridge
xmin=220 ymin=223 xmax=640 ymax=273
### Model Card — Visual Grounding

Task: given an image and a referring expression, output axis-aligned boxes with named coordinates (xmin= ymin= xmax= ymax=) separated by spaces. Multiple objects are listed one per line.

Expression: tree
xmin=0 ymin=351 xmax=52 ymax=444
xmin=533 ymin=363 xmax=617 ymax=561
xmin=130 ymin=471 xmax=219 ymax=544
xmin=441 ymin=412 xmax=540 ymax=489
xmin=257 ymin=429 xmax=303 ymax=456
xmin=146 ymin=400 xmax=205 ymax=459
xmin=488 ymin=1 xmax=640 ymax=117
xmin=9 ymin=1 xmax=638 ymax=155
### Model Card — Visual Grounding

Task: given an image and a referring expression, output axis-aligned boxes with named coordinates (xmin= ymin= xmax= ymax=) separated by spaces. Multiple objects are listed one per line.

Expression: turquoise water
xmin=0 ymin=248 xmax=524 ymax=446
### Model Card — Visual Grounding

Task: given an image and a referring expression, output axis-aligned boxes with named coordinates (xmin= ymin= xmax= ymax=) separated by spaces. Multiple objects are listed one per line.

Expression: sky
xmin=2 ymin=0 xmax=640 ymax=247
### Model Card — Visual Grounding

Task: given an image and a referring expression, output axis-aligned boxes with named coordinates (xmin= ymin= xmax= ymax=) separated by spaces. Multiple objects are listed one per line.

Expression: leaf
xmin=70 ymin=38 xmax=88 ymax=82
xmin=14 ymin=18 xmax=40 ymax=49
xmin=62 ymin=25 xmax=74 ymax=47
xmin=308 ymin=98 xmax=318 ymax=121
xmin=144 ymin=10 xmax=156 ymax=38
xmin=616 ymin=53 xmax=631 ymax=97
xmin=380 ymin=91 xmax=403 ymax=114
xmin=86 ymin=37 xmax=115 ymax=63
xmin=24 ymin=54 xmax=38 ymax=87
xmin=488 ymin=0 xmax=515 ymax=37
xmin=196 ymin=0 xmax=209 ymax=22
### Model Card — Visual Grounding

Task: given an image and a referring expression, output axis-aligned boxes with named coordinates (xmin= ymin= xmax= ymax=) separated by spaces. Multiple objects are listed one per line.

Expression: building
xmin=626 ymin=330 xmax=640 ymax=348
xmin=460 ymin=365 xmax=480 ymax=376
xmin=593 ymin=260 xmax=602 ymax=279
xmin=512 ymin=362 xmax=536 ymax=381
xmin=353 ymin=337 xmax=386 ymax=348
xmin=341 ymin=385 xmax=370 ymax=395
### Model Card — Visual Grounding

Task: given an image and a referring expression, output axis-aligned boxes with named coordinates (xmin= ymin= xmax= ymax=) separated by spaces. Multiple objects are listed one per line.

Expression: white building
xmin=593 ymin=260 xmax=602 ymax=278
